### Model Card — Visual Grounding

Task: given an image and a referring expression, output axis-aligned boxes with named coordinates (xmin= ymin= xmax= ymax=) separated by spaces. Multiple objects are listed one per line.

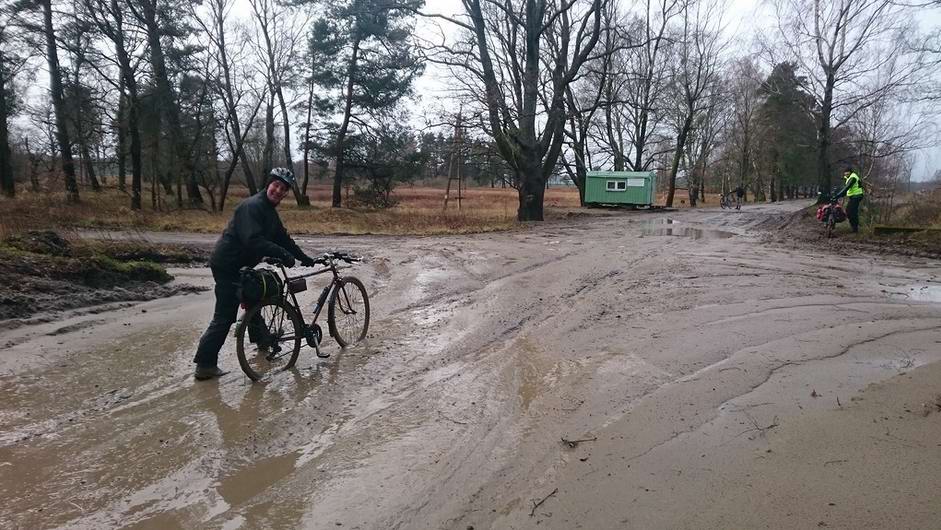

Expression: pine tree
xmin=306 ymin=0 xmax=424 ymax=207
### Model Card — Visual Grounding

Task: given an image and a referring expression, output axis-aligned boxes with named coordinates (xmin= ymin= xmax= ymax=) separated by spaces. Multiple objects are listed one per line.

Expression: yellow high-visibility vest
xmin=845 ymin=172 xmax=863 ymax=197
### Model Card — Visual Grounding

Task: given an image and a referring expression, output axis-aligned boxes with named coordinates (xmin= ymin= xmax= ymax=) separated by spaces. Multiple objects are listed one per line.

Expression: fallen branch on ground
xmin=561 ymin=436 xmax=597 ymax=449
xmin=530 ymin=487 xmax=559 ymax=517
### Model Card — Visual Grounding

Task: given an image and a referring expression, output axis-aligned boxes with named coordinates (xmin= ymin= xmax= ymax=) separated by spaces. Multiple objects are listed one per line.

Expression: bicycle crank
xmin=306 ymin=324 xmax=330 ymax=358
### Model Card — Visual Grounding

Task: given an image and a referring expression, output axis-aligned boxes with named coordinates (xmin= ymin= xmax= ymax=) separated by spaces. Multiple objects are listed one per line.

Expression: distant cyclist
xmin=732 ymin=185 xmax=745 ymax=209
xmin=833 ymin=166 xmax=864 ymax=233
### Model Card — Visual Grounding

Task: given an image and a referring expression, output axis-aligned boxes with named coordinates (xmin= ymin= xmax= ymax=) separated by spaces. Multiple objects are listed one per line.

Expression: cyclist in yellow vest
xmin=834 ymin=166 xmax=864 ymax=233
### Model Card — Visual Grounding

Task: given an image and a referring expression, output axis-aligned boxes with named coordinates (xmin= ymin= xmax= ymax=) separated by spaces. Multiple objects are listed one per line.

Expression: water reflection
xmin=640 ymin=226 xmax=734 ymax=239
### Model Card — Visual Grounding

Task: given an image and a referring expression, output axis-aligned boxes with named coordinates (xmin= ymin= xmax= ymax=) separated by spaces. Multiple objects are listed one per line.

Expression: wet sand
xmin=1 ymin=201 xmax=940 ymax=529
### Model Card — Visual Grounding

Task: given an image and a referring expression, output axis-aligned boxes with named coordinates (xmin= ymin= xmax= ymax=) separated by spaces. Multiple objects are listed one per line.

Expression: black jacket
xmin=209 ymin=190 xmax=308 ymax=272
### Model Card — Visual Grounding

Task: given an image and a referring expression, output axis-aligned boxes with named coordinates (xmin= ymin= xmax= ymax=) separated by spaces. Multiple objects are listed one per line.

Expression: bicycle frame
xmin=273 ymin=262 xmax=345 ymax=330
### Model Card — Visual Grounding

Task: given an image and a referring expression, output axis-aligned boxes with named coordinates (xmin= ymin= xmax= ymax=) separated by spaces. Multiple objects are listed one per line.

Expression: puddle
xmin=635 ymin=218 xmax=734 ymax=239
xmin=641 ymin=226 xmax=735 ymax=239
xmin=889 ymin=285 xmax=941 ymax=303
xmin=636 ymin=218 xmax=678 ymax=225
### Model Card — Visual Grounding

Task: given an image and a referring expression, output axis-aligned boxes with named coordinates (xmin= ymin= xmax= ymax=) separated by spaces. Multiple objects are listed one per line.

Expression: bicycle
xmin=234 ymin=251 xmax=370 ymax=381
xmin=816 ymin=190 xmax=846 ymax=239
xmin=719 ymin=192 xmax=741 ymax=210
xmin=719 ymin=193 xmax=733 ymax=209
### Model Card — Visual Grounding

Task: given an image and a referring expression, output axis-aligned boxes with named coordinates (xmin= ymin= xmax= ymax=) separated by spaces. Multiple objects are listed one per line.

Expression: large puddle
xmin=639 ymin=219 xmax=735 ymax=240
xmin=890 ymin=284 xmax=941 ymax=304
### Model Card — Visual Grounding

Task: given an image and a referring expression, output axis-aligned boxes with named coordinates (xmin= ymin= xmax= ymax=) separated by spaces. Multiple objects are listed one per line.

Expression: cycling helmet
xmin=269 ymin=167 xmax=296 ymax=187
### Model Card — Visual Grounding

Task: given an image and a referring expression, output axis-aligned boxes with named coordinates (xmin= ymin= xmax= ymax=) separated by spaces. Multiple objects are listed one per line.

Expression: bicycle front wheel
xmin=235 ymin=299 xmax=303 ymax=381
xmin=328 ymin=276 xmax=370 ymax=347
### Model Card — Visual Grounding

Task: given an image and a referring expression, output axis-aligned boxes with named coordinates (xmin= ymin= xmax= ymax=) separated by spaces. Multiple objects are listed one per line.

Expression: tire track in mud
xmin=492 ymin=316 xmax=941 ymax=528
xmin=463 ymin=216 xmax=941 ymax=528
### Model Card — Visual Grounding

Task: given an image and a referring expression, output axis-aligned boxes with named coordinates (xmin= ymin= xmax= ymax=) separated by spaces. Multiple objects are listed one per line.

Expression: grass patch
xmin=1 ymin=182 xmax=727 ymax=238
xmin=0 ymin=230 xmax=177 ymax=289
xmin=0 ymin=184 xmax=586 ymax=237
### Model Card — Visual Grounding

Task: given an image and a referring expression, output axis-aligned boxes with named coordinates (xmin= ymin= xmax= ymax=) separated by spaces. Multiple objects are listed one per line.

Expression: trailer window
xmin=606 ymin=180 xmax=627 ymax=191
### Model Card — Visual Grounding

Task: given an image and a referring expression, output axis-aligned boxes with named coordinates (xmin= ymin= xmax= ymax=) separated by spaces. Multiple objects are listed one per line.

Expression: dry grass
xmin=0 ymin=184 xmax=589 ymax=238
xmin=883 ymin=187 xmax=941 ymax=228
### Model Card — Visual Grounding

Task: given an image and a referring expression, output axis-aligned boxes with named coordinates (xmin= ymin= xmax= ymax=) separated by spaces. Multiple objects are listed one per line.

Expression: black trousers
xmin=847 ymin=196 xmax=863 ymax=233
xmin=193 ymin=266 xmax=268 ymax=367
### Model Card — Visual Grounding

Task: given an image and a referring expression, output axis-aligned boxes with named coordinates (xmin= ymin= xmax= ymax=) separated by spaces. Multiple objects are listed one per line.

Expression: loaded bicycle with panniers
xmin=816 ymin=188 xmax=847 ymax=239
xmin=234 ymin=251 xmax=370 ymax=381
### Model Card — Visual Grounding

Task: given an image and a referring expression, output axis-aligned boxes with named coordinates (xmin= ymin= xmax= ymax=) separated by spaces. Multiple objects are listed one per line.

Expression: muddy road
xmin=3 ymin=201 xmax=941 ymax=529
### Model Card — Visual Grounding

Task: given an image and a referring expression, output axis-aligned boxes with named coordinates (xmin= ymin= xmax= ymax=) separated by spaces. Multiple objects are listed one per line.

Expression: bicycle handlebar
xmin=262 ymin=252 xmax=363 ymax=267
xmin=317 ymin=251 xmax=363 ymax=264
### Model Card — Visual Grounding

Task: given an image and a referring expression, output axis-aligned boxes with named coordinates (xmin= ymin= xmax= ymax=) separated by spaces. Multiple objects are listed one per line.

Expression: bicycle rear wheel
xmin=235 ymin=299 xmax=303 ymax=381
xmin=328 ymin=276 xmax=370 ymax=347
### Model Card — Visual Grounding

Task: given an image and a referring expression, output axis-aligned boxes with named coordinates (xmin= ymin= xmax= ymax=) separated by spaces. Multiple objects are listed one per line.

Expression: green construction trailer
xmin=584 ymin=171 xmax=658 ymax=208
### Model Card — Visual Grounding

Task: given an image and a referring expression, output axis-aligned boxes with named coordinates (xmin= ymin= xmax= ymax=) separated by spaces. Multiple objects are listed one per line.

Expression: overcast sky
xmin=16 ymin=0 xmax=939 ymax=181
xmin=412 ymin=0 xmax=941 ymax=181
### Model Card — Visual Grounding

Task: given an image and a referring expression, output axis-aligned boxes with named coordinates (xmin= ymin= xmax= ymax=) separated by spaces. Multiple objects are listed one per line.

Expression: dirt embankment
xmin=754 ymin=203 xmax=941 ymax=259
xmin=0 ymin=231 xmax=209 ymax=327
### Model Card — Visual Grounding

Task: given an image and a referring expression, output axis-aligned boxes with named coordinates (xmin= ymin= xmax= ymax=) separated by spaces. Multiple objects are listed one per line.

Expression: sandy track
xmin=2 ymin=201 xmax=940 ymax=529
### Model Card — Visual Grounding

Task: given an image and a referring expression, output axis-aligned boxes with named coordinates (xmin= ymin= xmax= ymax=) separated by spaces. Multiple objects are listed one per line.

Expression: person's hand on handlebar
xmin=299 ymin=255 xmax=317 ymax=267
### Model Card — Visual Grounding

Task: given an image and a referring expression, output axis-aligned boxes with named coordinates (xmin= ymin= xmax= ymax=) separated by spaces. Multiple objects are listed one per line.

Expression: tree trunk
xmin=263 ymin=90 xmax=274 ymax=179
xmin=816 ymin=116 xmax=832 ymax=198
xmin=816 ymin=73 xmax=835 ymax=199
xmin=80 ymin=143 xmax=101 ymax=191
xmin=110 ymin=0 xmax=143 ymax=209
xmin=666 ymin=116 xmax=693 ymax=207
xmin=41 ymin=0 xmax=79 ymax=202
xmin=302 ymin=76 xmax=314 ymax=197
xmin=212 ymin=0 xmax=256 ymax=198
xmin=220 ymin=97 xmax=263 ymax=212
xmin=517 ymin=165 xmax=545 ymax=221
xmin=275 ymin=81 xmax=308 ymax=206
xmin=0 ymin=47 xmax=13 ymax=198
xmin=333 ymin=37 xmax=361 ymax=208
xmin=116 ymin=83 xmax=127 ymax=192
xmin=140 ymin=0 xmax=202 ymax=206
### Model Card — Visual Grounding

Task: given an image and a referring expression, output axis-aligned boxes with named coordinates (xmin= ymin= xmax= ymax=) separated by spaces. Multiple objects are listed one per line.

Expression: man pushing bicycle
xmin=192 ymin=168 xmax=317 ymax=381
xmin=832 ymin=165 xmax=865 ymax=234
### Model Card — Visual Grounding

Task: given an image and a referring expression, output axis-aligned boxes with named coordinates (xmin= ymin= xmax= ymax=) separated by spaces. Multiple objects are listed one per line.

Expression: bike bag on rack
xmin=287 ymin=277 xmax=307 ymax=294
xmin=238 ymin=267 xmax=283 ymax=305
xmin=816 ymin=203 xmax=847 ymax=223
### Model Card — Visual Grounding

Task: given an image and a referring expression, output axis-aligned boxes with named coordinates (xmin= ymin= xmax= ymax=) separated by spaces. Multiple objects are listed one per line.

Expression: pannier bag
xmin=816 ymin=204 xmax=847 ymax=223
xmin=238 ymin=267 xmax=283 ymax=304
xmin=287 ymin=277 xmax=307 ymax=294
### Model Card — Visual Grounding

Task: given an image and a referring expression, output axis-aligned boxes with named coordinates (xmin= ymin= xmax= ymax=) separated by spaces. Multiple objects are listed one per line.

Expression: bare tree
xmin=39 ymin=0 xmax=79 ymax=201
xmin=663 ymin=0 xmax=726 ymax=207
xmin=726 ymin=57 xmax=762 ymax=200
xmin=193 ymin=0 xmax=265 ymax=210
xmin=249 ymin=0 xmax=310 ymax=206
xmin=80 ymin=0 xmax=146 ymax=208
xmin=560 ymin=0 xmax=619 ymax=204
xmin=596 ymin=0 xmax=682 ymax=173
xmin=770 ymin=0 xmax=928 ymax=195
xmin=126 ymin=0 xmax=203 ymax=206
xmin=425 ymin=0 xmax=606 ymax=221
xmin=61 ymin=21 xmax=102 ymax=192
xmin=682 ymin=80 xmax=724 ymax=202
